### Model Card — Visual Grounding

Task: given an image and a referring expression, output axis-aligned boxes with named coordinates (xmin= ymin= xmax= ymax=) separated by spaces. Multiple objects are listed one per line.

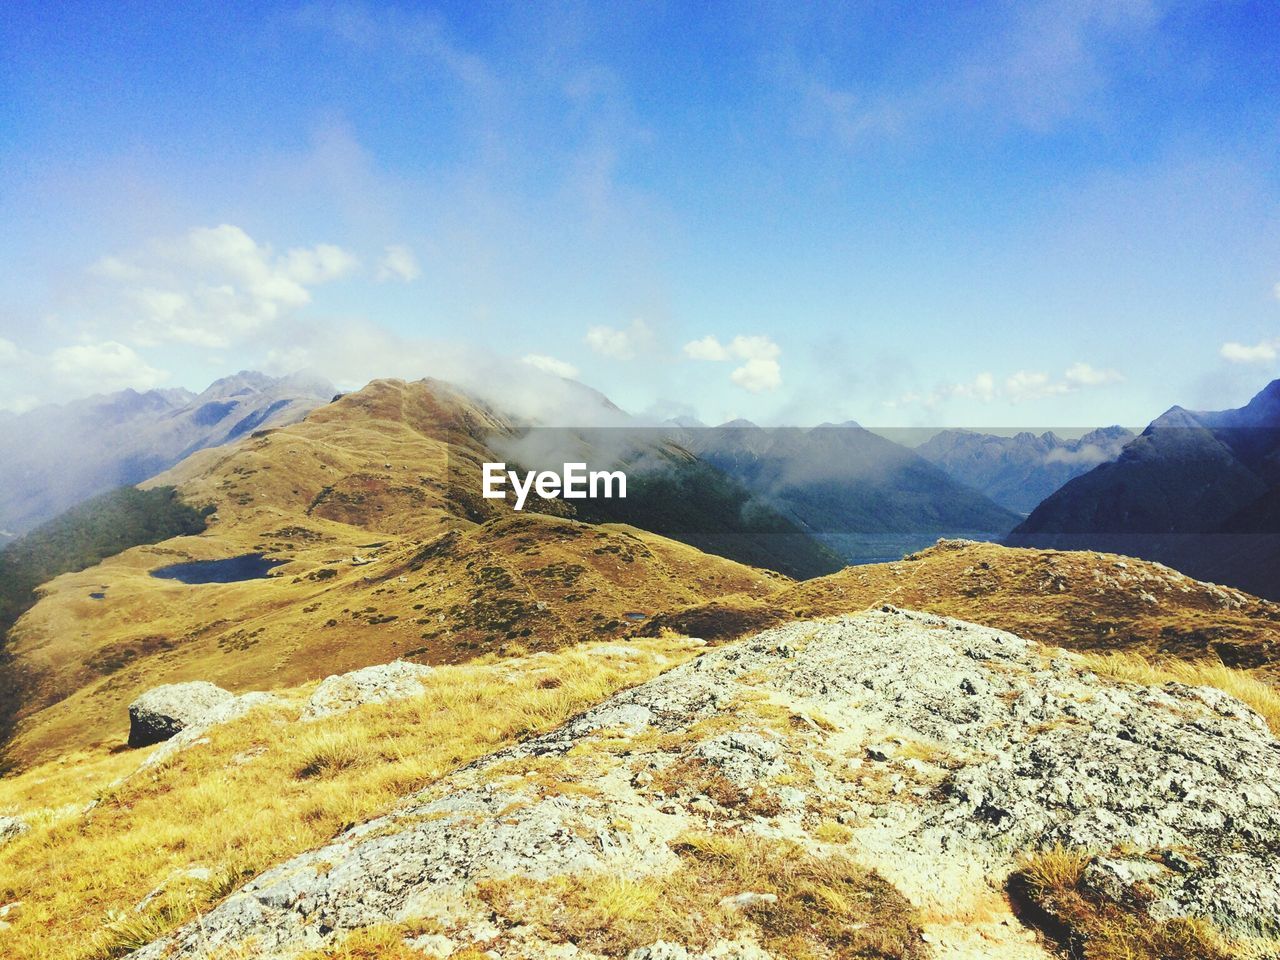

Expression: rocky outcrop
xmin=0 ymin=815 xmax=28 ymax=847
xmin=302 ymin=661 xmax=435 ymax=719
xmin=137 ymin=691 xmax=279 ymax=771
xmin=129 ymin=609 xmax=1280 ymax=959
xmin=127 ymin=682 xmax=237 ymax=747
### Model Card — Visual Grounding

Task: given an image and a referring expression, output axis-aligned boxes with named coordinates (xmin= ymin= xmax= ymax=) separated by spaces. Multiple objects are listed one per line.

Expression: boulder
xmin=302 ymin=661 xmax=434 ymax=719
xmin=127 ymin=681 xmax=236 ymax=747
xmin=0 ymin=816 xmax=28 ymax=846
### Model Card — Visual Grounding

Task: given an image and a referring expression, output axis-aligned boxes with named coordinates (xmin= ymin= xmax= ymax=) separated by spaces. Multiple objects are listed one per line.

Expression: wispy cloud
xmin=585 ymin=318 xmax=653 ymax=359
xmin=890 ymin=362 xmax=1124 ymax=409
xmin=1221 ymin=339 xmax=1279 ymax=364
xmin=789 ymin=0 xmax=1175 ymax=148
xmin=90 ymin=224 xmax=360 ymax=348
xmin=682 ymin=334 xmax=783 ymax=393
xmin=375 ymin=244 xmax=420 ymax=283
xmin=521 ymin=353 xmax=578 ymax=379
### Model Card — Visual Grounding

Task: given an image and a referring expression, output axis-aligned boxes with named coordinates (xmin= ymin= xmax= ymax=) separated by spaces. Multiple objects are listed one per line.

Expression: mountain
xmin=1009 ymin=379 xmax=1280 ymax=599
xmin=0 ymin=371 xmax=333 ymax=544
xmin=917 ymin=426 xmax=1133 ymax=514
xmin=674 ymin=421 xmax=1021 ymax=562
xmin=0 ymin=378 xmax=798 ymax=766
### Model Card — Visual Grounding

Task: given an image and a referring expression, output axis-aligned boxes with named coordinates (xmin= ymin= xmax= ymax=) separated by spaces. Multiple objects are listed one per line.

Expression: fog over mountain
xmin=1010 ymin=379 xmax=1280 ymax=599
xmin=918 ymin=426 xmax=1134 ymax=515
xmin=0 ymin=372 xmax=332 ymax=544
xmin=675 ymin=420 xmax=1021 ymax=563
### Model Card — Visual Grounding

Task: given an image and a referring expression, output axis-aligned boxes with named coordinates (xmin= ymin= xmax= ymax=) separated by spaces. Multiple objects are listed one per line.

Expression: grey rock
xmin=302 ymin=661 xmax=435 ymax=719
xmin=718 ymin=892 xmax=777 ymax=910
xmin=128 ymin=682 xmax=236 ymax=747
xmin=127 ymin=610 xmax=1280 ymax=958
xmin=139 ymin=692 xmax=279 ymax=770
xmin=628 ymin=944 xmax=691 ymax=960
xmin=0 ymin=816 xmax=29 ymax=846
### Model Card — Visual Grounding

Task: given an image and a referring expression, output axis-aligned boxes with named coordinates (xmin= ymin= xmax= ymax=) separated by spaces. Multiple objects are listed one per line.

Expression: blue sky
xmin=1 ymin=1 xmax=1278 ymax=427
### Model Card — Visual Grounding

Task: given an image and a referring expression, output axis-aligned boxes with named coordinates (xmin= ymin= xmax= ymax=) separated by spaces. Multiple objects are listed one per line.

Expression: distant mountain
xmin=1009 ymin=379 xmax=1280 ymax=599
xmin=675 ymin=421 xmax=1021 ymax=562
xmin=918 ymin=426 xmax=1133 ymax=514
xmin=0 ymin=371 xmax=332 ymax=544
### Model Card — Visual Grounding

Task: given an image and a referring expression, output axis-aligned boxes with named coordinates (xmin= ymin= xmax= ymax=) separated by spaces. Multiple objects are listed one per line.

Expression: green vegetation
xmin=0 ymin=486 xmax=211 ymax=763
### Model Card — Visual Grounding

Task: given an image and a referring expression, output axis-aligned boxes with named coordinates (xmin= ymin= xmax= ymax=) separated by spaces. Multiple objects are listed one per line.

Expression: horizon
xmin=2 ymin=2 xmax=1279 ymax=427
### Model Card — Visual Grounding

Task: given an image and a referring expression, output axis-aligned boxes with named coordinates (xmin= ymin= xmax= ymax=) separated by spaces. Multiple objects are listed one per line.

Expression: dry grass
xmin=1076 ymin=649 xmax=1280 ymax=735
xmin=1010 ymin=846 xmax=1234 ymax=960
xmin=778 ymin=540 xmax=1280 ymax=677
xmin=0 ymin=639 xmax=698 ymax=960
xmin=478 ymin=830 xmax=926 ymax=958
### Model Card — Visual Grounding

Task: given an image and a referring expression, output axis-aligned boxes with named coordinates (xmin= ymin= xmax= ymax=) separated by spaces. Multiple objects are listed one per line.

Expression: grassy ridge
xmin=0 ymin=486 xmax=211 ymax=766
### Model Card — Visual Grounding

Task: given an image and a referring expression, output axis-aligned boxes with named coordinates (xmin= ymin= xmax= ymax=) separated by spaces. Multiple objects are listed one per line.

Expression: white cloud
xmin=1063 ymin=361 xmax=1124 ymax=387
xmin=48 ymin=340 xmax=167 ymax=394
xmin=1221 ymin=339 xmax=1279 ymax=364
xmin=585 ymin=318 xmax=652 ymax=359
xmin=92 ymin=224 xmax=360 ymax=348
xmin=376 ymin=244 xmax=421 ymax=283
xmin=521 ymin=353 xmax=579 ymax=379
xmin=1005 ymin=363 xmax=1124 ymax=402
xmin=730 ymin=357 xmax=782 ymax=393
xmin=0 ymin=337 xmax=18 ymax=365
xmin=682 ymin=335 xmax=730 ymax=361
xmin=891 ymin=362 xmax=1123 ymax=408
xmin=1004 ymin=370 xmax=1067 ymax=402
xmin=682 ymin=334 xmax=783 ymax=393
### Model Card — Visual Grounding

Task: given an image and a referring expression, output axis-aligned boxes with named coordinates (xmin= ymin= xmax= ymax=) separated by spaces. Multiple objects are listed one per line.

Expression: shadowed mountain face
xmin=917 ymin=426 xmax=1133 ymax=515
xmin=1010 ymin=380 xmax=1280 ymax=599
xmin=675 ymin=422 xmax=1021 ymax=563
xmin=0 ymin=372 xmax=332 ymax=545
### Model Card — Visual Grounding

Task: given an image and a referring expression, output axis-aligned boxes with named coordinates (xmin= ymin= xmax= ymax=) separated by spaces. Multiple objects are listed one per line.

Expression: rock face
xmin=302 ymin=661 xmax=435 ymax=720
xmin=129 ymin=609 xmax=1280 ymax=959
xmin=127 ymin=681 xmax=237 ymax=747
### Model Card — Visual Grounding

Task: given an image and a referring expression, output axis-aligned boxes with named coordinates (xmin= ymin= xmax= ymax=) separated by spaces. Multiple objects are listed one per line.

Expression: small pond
xmin=150 ymin=553 xmax=286 ymax=585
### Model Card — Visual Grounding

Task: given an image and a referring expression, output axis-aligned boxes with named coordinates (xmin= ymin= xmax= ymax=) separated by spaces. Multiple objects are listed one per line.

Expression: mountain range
xmin=1010 ymin=379 xmax=1280 ymax=599
xmin=2 ymin=375 xmax=1279 ymax=960
xmin=673 ymin=420 xmax=1022 ymax=562
xmin=0 ymin=372 xmax=332 ymax=545
xmin=917 ymin=426 xmax=1134 ymax=514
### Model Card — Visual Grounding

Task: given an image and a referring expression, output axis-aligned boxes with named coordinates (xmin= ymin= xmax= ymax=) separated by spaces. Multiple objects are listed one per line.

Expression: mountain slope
xmin=917 ymin=426 xmax=1133 ymax=514
xmin=9 ymin=610 xmax=1274 ymax=960
xmin=1009 ymin=379 xmax=1280 ymax=599
xmin=0 ymin=371 xmax=332 ymax=543
xmin=678 ymin=422 xmax=1021 ymax=562
xmin=640 ymin=539 xmax=1280 ymax=678
xmin=0 ymin=378 xmax=793 ymax=766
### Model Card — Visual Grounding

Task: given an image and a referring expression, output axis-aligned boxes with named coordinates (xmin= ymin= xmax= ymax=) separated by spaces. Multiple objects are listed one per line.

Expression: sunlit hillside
xmin=3 ymin=379 xmax=786 ymax=766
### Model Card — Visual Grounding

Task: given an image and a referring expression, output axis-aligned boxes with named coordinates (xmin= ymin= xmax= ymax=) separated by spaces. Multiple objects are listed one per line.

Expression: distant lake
xmin=151 ymin=553 xmax=285 ymax=584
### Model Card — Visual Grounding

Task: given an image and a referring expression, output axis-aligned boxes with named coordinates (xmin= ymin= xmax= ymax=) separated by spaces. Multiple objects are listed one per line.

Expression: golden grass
xmin=478 ymin=830 xmax=926 ymax=959
xmin=1012 ymin=846 xmax=1235 ymax=960
xmin=0 ymin=638 xmax=699 ymax=960
xmin=1075 ymin=649 xmax=1280 ymax=735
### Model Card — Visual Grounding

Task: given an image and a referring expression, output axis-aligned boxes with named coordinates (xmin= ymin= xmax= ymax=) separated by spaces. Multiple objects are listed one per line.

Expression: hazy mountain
xmin=675 ymin=421 xmax=1021 ymax=562
xmin=1010 ymin=379 xmax=1280 ymax=599
xmin=0 ymin=371 xmax=332 ymax=544
xmin=917 ymin=426 xmax=1134 ymax=514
